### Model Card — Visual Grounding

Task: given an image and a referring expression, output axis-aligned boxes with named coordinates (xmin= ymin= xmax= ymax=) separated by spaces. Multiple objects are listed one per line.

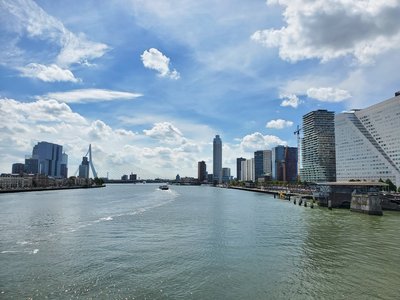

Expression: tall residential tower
xmin=213 ymin=135 xmax=222 ymax=183
xmin=301 ymin=110 xmax=336 ymax=183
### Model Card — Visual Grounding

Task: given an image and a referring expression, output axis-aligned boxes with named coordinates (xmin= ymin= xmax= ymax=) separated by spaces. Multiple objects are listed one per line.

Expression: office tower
xmin=263 ymin=150 xmax=272 ymax=177
xmin=335 ymin=93 xmax=400 ymax=186
xmin=24 ymin=156 xmax=39 ymax=174
xmin=213 ymin=135 xmax=222 ymax=183
xmin=236 ymin=157 xmax=246 ymax=180
xmin=254 ymin=150 xmax=272 ymax=181
xmin=272 ymin=146 xmax=298 ymax=182
xmin=32 ymin=141 xmax=64 ymax=178
xmin=198 ymin=161 xmax=207 ymax=182
xmin=301 ymin=110 xmax=336 ymax=183
xmin=222 ymin=167 xmax=231 ymax=183
xmin=60 ymin=153 xmax=68 ymax=179
xmin=79 ymin=157 xmax=90 ymax=179
xmin=254 ymin=151 xmax=264 ymax=181
xmin=12 ymin=163 xmax=25 ymax=175
xmin=129 ymin=173 xmax=137 ymax=181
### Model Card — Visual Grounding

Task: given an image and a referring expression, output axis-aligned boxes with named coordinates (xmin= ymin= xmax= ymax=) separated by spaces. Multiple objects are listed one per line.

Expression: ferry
xmin=159 ymin=185 xmax=169 ymax=190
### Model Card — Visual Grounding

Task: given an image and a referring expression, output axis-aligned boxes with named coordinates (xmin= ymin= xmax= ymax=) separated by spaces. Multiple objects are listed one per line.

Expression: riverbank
xmin=228 ymin=186 xmax=313 ymax=199
xmin=0 ymin=184 xmax=105 ymax=194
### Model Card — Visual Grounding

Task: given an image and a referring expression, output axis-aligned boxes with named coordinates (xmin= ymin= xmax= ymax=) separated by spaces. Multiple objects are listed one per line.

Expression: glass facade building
xmin=32 ymin=141 xmax=65 ymax=178
xmin=301 ymin=110 xmax=336 ymax=183
xmin=272 ymin=146 xmax=298 ymax=182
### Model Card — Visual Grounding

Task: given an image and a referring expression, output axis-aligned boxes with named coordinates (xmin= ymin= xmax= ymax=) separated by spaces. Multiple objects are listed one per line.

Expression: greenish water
xmin=0 ymin=184 xmax=399 ymax=299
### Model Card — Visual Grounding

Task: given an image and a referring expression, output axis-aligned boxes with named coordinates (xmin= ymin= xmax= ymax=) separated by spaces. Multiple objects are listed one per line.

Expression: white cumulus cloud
xmin=19 ymin=63 xmax=79 ymax=82
xmin=307 ymin=87 xmax=352 ymax=102
xmin=141 ymin=48 xmax=180 ymax=79
xmin=240 ymin=132 xmax=286 ymax=153
xmin=251 ymin=0 xmax=400 ymax=64
xmin=266 ymin=119 xmax=293 ymax=129
xmin=41 ymin=89 xmax=142 ymax=104
xmin=143 ymin=122 xmax=185 ymax=145
xmin=280 ymin=94 xmax=301 ymax=108
xmin=0 ymin=0 xmax=109 ymax=68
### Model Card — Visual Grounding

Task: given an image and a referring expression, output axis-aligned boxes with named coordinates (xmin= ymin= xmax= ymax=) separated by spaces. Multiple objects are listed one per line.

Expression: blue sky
xmin=1 ymin=0 xmax=400 ymax=179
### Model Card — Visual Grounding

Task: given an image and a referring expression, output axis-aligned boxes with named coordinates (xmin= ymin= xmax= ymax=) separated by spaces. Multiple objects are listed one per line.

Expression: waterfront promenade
xmin=0 ymin=184 xmax=105 ymax=194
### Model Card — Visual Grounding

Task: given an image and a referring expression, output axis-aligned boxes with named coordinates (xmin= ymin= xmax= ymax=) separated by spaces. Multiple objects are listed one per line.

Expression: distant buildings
xmin=301 ymin=110 xmax=336 ymax=183
xmin=198 ymin=161 xmax=207 ymax=182
xmin=272 ymin=146 xmax=298 ymax=182
xmin=30 ymin=141 xmax=67 ymax=178
xmin=222 ymin=167 xmax=231 ymax=183
xmin=18 ymin=141 xmax=68 ymax=178
xmin=12 ymin=163 xmax=24 ymax=175
xmin=24 ymin=156 xmax=39 ymax=174
xmin=213 ymin=135 xmax=222 ymax=183
xmin=241 ymin=158 xmax=255 ymax=182
xmin=79 ymin=157 xmax=90 ymax=179
xmin=254 ymin=150 xmax=273 ymax=181
xmin=236 ymin=157 xmax=246 ymax=181
xmin=335 ymin=93 xmax=400 ymax=186
xmin=254 ymin=150 xmax=264 ymax=181
xmin=263 ymin=150 xmax=272 ymax=178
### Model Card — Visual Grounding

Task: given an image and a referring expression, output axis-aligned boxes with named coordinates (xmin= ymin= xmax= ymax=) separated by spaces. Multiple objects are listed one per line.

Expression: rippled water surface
xmin=1 ymin=184 xmax=399 ymax=299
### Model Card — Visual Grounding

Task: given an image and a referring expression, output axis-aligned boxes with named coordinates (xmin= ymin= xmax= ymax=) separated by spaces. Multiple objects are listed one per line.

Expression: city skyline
xmin=1 ymin=1 xmax=400 ymax=178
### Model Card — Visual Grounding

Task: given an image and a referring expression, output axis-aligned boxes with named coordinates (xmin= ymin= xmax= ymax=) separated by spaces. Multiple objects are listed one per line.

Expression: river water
xmin=0 ymin=184 xmax=399 ymax=299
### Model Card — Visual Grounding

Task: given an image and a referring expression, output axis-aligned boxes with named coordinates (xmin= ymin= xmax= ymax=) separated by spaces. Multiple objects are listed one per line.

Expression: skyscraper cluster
xmin=13 ymin=141 xmax=68 ymax=178
xmin=239 ymin=146 xmax=298 ymax=183
xmin=198 ymin=92 xmax=399 ymax=188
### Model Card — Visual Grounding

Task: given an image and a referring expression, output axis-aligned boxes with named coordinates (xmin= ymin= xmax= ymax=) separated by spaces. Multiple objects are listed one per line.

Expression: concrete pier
xmin=350 ymin=193 xmax=383 ymax=216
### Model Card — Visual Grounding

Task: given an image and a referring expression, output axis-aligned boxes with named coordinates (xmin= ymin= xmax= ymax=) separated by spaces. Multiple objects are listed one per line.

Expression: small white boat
xmin=159 ymin=185 xmax=169 ymax=190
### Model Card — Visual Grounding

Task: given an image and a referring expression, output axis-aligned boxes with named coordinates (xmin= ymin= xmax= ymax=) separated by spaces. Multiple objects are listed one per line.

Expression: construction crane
xmin=294 ymin=125 xmax=302 ymax=182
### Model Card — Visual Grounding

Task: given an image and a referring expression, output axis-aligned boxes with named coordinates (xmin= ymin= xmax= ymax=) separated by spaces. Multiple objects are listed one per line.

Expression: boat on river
xmin=159 ymin=185 xmax=169 ymax=190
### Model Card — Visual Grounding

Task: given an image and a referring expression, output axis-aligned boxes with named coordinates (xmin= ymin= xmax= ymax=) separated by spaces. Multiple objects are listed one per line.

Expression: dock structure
xmin=313 ymin=182 xmax=388 ymax=215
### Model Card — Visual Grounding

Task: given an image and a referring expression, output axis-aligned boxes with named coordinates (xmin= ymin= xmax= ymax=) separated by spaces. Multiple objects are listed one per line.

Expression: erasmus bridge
xmin=74 ymin=144 xmax=165 ymax=180
xmin=74 ymin=144 xmax=98 ymax=178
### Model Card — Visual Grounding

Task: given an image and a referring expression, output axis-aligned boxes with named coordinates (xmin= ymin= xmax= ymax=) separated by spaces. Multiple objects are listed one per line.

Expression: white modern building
xmin=263 ymin=150 xmax=272 ymax=177
xmin=241 ymin=158 xmax=255 ymax=182
xmin=213 ymin=135 xmax=222 ymax=183
xmin=335 ymin=93 xmax=400 ymax=186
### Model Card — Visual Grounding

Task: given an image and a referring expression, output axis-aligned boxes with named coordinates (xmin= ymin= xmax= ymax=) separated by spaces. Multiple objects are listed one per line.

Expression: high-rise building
xmin=60 ymin=153 xmax=68 ymax=179
xmin=78 ymin=157 xmax=89 ymax=179
xmin=236 ymin=157 xmax=246 ymax=180
xmin=222 ymin=167 xmax=231 ymax=183
xmin=253 ymin=150 xmax=272 ymax=181
xmin=301 ymin=110 xmax=336 ymax=183
xmin=335 ymin=93 xmax=400 ymax=186
xmin=24 ymin=156 xmax=39 ymax=174
xmin=254 ymin=151 xmax=264 ymax=181
xmin=32 ymin=141 xmax=64 ymax=178
xmin=272 ymin=146 xmax=298 ymax=182
xmin=241 ymin=158 xmax=255 ymax=182
xmin=263 ymin=150 xmax=272 ymax=178
xmin=198 ymin=161 xmax=207 ymax=182
xmin=213 ymin=135 xmax=222 ymax=183
xmin=12 ymin=163 xmax=25 ymax=175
